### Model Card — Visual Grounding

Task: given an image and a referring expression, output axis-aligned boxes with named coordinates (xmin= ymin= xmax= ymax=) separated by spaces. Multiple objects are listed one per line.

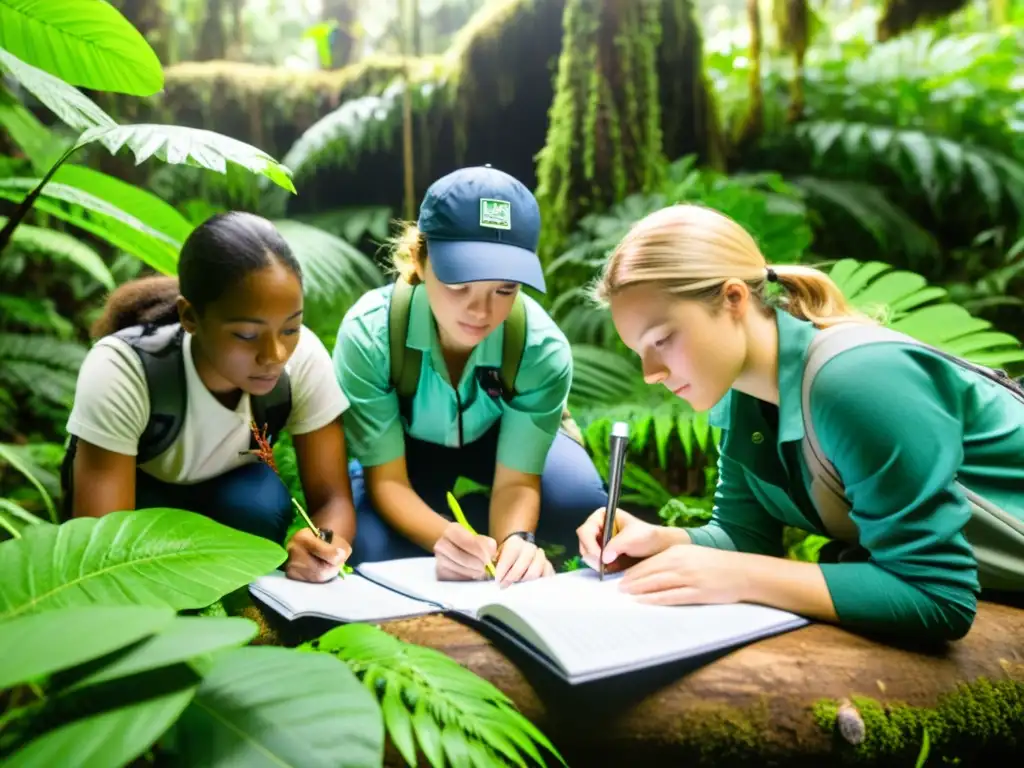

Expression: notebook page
xmin=356 ymin=557 xmax=504 ymax=615
xmin=249 ymin=571 xmax=436 ymax=622
xmin=480 ymin=569 xmax=806 ymax=679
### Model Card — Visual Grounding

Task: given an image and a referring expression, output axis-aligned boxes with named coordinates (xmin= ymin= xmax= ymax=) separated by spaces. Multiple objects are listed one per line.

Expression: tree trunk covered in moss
xmin=246 ymin=600 xmax=1024 ymax=766
xmin=877 ymin=0 xmax=971 ymax=42
xmin=534 ymin=0 xmax=665 ymax=271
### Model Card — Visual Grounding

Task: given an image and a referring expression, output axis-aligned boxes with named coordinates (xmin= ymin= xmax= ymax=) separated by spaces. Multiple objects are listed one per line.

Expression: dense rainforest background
xmin=0 ymin=1 xmax=1023 ymax=766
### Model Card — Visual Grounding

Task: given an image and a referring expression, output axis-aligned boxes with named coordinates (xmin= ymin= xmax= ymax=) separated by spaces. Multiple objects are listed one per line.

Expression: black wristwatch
xmin=501 ymin=531 xmax=535 ymax=545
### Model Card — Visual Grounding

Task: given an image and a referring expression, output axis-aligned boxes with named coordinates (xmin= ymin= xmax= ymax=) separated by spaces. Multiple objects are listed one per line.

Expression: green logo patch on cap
xmin=479 ymin=198 xmax=512 ymax=230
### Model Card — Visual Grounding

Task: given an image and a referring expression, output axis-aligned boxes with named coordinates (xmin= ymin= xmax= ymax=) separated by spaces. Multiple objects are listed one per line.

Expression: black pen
xmin=599 ymin=421 xmax=630 ymax=580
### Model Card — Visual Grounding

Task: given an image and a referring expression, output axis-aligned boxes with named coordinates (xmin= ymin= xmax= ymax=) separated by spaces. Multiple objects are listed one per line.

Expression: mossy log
xmin=247 ymin=599 xmax=1024 ymax=766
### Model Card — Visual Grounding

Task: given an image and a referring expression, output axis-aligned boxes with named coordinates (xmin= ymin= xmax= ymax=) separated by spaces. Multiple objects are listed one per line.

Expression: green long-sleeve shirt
xmin=689 ymin=309 xmax=1024 ymax=641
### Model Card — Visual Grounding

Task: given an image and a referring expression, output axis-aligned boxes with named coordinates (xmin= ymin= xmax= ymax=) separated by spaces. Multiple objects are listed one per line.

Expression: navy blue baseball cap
xmin=417 ymin=165 xmax=546 ymax=293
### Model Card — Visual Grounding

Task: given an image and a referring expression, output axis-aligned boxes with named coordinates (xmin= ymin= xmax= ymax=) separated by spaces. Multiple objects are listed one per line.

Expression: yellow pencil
xmin=446 ymin=491 xmax=497 ymax=579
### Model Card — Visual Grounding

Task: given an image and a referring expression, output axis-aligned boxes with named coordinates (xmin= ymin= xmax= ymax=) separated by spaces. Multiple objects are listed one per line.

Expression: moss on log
xmin=247 ymin=600 xmax=1024 ymax=766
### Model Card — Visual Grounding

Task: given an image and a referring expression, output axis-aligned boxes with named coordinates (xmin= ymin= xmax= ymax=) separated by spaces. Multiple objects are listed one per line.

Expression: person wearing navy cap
xmin=332 ymin=166 xmax=609 ymax=584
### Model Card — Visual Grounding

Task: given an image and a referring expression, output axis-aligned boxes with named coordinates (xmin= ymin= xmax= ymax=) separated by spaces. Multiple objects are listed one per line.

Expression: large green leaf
xmin=0 ymin=508 xmax=287 ymax=620
xmin=0 ymin=0 xmax=162 ymax=95
xmin=0 ymin=215 xmax=115 ymax=288
xmin=828 ymin=258 xmax=1024 ymax=368
xmin=77 ymin=124 xmax=297 ymax=195
xmin=0 ymin=177 xmax=180 ymax=274
xmin=3 ymin=665 xmax=200 ymax=768
xmin=69 ymin=616 xmax=258 ymax=691
xmin=0 ymin=47 xmax=114 ymax=133
xmin=174 ymin=645 xmax=384 ymax=768
xmin=0 ymin=604 xmax=174 ymax=691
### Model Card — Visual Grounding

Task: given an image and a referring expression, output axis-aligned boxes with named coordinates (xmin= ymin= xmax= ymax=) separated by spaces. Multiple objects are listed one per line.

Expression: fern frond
xmin=0 ymin=295 xmax=74 ymax=338
xmin=827 ymin=258 xmax=1024 ymax=369
xmin=0 ymin=332 xmax=85 ymax=407
xmin=794 ymin=120 xmax=1023 ymax=218
xmin=302 ymin=623 xmax=565 ymax=768
xmin=0 ymin=217 xmax=114 ymax=289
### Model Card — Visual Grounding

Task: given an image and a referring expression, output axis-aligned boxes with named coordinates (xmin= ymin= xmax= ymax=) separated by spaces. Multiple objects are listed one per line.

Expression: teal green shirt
xmin=333 ymin=283 xmax=572 ymax=475
xmin=689 ymin=309 xmax=1024 ymax=641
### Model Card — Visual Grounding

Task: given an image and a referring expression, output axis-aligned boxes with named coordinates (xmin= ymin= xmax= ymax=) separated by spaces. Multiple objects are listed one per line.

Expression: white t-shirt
xmin=66 ymin=325 xmax=348 ymax=484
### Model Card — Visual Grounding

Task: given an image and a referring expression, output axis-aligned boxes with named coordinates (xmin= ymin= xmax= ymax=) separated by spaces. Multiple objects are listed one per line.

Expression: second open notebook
xmin=249 ymin=557 xmax=809 ymax=685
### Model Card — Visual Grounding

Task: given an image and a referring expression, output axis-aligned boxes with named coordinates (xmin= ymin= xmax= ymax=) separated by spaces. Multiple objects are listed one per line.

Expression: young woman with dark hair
xmin=65 ymin=211 xmax=355 ymax=583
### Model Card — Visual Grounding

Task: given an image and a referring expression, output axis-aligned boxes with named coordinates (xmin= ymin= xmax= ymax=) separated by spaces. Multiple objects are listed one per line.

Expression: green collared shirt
xmin=333 ymin=283 xmax=572 ymax=474
xmin=688 ymin=308 xmax=1024 ymax=640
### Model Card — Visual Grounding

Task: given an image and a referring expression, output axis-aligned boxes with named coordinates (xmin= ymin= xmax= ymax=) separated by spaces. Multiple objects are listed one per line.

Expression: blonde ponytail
xmin=770 ymin=264 xmax=878 ymax=328
xmin=596 ymin=204 xmax=877 ymax=328
xmin=386 ymin=223 xmax=427 ymax=285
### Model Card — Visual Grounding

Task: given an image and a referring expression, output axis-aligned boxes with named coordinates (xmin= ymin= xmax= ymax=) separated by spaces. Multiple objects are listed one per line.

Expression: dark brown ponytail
xmin=89 ymin=276 xmax=180 ymax=339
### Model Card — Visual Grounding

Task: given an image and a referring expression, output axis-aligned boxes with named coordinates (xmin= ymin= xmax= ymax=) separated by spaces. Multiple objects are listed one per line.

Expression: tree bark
xmin=364 ymin=603 xmax=1024 ymax=766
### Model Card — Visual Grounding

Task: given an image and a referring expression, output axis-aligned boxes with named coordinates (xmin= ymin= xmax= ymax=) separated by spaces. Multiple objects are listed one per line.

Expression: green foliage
xmin=0 ymin=507 xmax=385 ymax=767
xmin=303 ymin=623 xmax=566 ymax=768
xmin=658 ymin=495 xmax=714 ymax=529
xmin=0 ymin=0 xmax=163 ymax=96
xmin=812 ymin=679 xmax=1024 ymax=764
xmin=0 ymin=216 xmax=114 ymax=289
xmin=172 ymin=646 xmax=383 ymax=767
xmin=0 ymin=332 xmax=87 ymax=412
xmin=0 ymin=508 xmax=286 ymax=619
xmin=0 ymin=176 xmax=182 ymax=273
xmin=0 ymin=608 xmax=380 ymax=767
xmin=0 ymin=442 xmax=59 ymax=527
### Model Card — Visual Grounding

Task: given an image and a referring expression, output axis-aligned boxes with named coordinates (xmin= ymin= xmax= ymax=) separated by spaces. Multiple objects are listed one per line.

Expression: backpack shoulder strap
xmin=800 ymin=323 xmax=914 ymax=541
xmin=388 ymin=280 xmax=422 ymax=404
xmin=113 ymin=323 xmax=188 ymax=465
xmin=251 ymin=371 xmax=292 ymax=447
xmin=499 ymin=294 xmax=527 ymax=400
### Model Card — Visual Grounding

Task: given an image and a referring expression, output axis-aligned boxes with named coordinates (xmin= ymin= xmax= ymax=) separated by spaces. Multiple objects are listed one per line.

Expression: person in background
xmin=334 ymin=165 xmax=608 ymax=585
xmin=64 ymin=211 xmax=355 ymax=583
xmin=577 ymin=203 xmax=1024 ymax=641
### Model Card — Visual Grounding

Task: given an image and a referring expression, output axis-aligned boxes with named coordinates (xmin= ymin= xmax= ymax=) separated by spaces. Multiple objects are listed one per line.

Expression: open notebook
xmin=249 ymin=557 xmax=809 ymax=685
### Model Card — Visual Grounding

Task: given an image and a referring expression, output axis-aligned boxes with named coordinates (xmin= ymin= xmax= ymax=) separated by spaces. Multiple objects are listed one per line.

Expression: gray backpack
xmin=800 ymin=323 xmax=1024 ymax=591
xmin=59 ymin=322 xmax=292 ymax=519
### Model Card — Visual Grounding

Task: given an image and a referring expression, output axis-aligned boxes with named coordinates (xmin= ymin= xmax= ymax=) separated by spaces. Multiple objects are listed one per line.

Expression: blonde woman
xmin=577 ymin=204 xmax=1024 ymax=640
